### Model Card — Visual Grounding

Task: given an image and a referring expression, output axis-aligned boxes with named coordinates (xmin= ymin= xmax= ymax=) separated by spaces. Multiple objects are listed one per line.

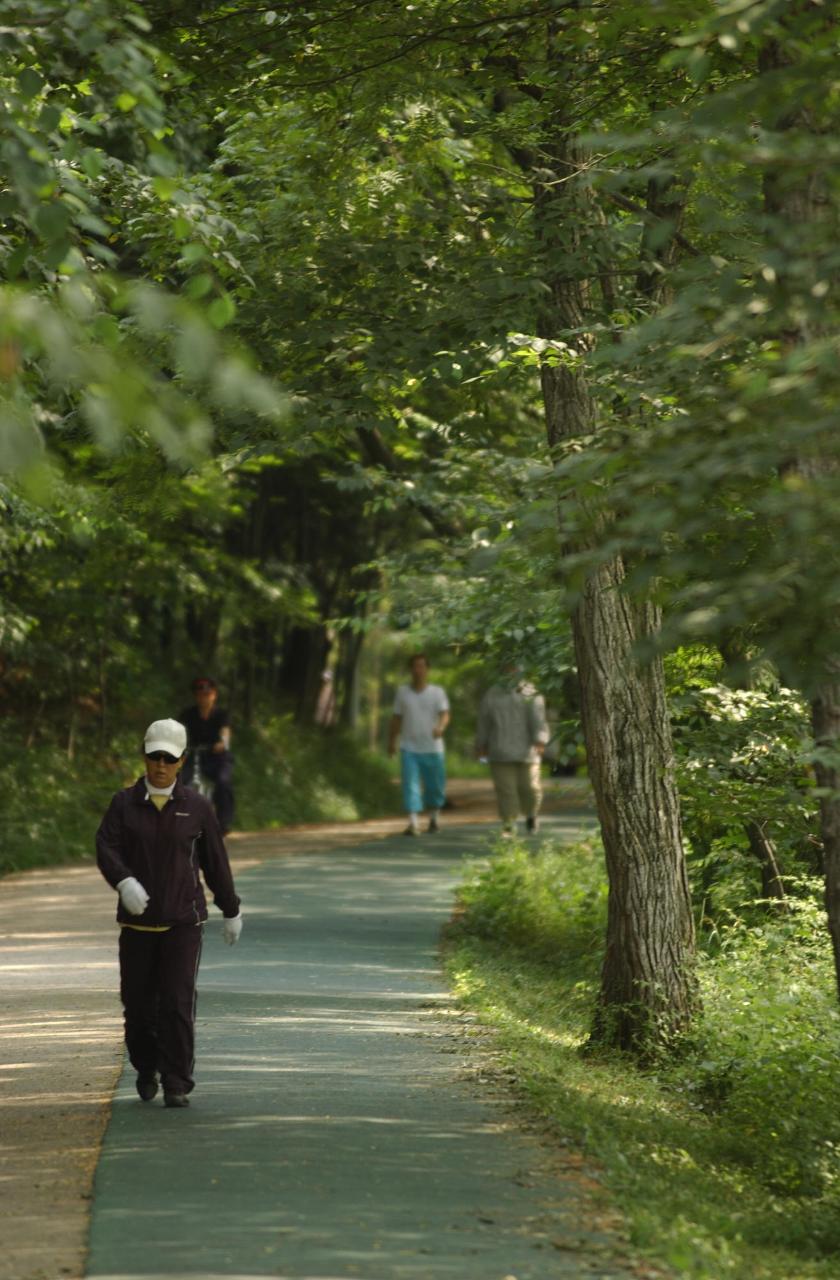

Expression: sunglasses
xmin=145 ymin=751 xmax=180 ymax=765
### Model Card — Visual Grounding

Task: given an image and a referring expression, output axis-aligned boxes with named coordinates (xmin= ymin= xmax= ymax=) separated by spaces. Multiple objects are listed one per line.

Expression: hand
xmin=117 ymin=877 xmax=149 ymax=916
xmin=212 ymin=741 xmax=225 ymax=754
xmin=223 ymin=914 xmax=243 ymax=946
xmin=534 ymin=743 xmax=546 ymax=756
xmin=432 ymin=726 xmax=444 ymax=739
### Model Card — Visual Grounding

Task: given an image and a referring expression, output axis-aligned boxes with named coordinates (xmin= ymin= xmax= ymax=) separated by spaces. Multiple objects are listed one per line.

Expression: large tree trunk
xmin=537 ymin=125 xmax=696 ymax=1052
xmin=572 ymin=555 xmax=696 ymax=1047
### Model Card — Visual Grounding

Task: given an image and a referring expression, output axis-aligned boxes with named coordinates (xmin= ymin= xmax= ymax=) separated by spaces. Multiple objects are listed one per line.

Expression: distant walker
xmin=476 ymin=670 xmax=549 ymax=837
xmin=389 ymin=653 xmax=450 ymax=836
xmin=180 ymin=676 xmax=235 ymax=836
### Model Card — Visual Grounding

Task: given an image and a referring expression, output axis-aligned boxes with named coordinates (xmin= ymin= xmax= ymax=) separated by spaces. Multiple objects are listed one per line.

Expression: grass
xmin=446 ymin=837 xmax=840 ymax=1280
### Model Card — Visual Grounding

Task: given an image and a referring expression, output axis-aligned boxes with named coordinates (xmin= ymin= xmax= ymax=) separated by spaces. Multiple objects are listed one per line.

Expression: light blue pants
xmin=400 ymin=750 xmax=446 ymax=814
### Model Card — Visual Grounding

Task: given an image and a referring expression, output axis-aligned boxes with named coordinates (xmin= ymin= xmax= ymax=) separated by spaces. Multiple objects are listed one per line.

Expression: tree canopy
xmin=3 ymin=0 xmax=840 ymax=1051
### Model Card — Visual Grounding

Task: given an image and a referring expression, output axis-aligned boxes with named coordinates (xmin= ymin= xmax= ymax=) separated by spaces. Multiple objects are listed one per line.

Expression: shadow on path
xmin=85 ymin=805 xmax=631 ymax=1280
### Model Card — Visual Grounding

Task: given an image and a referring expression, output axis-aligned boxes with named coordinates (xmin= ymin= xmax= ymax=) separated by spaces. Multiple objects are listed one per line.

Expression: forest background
xmin=2 ymin=1 xmax=840 ymax=1276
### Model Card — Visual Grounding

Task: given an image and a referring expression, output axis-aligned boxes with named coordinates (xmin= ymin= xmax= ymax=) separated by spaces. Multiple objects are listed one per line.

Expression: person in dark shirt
xmin=179 ymin=676 xmax=235 ymax=835
xmin=96 ymin=717 xmax=242 ymax=1108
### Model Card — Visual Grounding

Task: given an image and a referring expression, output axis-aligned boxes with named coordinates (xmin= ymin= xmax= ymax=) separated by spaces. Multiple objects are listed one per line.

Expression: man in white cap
xmin=96 ymin=718 xmax=243 ymax=1108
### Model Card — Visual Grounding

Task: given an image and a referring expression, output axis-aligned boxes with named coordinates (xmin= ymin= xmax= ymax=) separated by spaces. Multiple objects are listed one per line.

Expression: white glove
xmin=223 ymin=914 xmax=243 ymax=946
xmin=117 ymin=877 xmax=149 ymax=916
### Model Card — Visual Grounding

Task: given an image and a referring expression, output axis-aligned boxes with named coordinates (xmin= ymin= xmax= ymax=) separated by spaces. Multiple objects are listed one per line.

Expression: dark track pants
xmin=119 ymin=924 xmax=203 ymax=1095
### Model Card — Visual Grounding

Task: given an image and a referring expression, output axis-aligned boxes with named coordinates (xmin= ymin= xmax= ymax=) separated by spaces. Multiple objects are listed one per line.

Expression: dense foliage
xmin=2 ymin=1 xmax=840 ymax=1038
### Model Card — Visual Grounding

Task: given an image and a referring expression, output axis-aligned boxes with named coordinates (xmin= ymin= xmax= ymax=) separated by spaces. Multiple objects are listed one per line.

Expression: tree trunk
xmin=537 ymin=124 xmax=696 ymax=1052
xmin=745 ymin=820 xmax=789 ymax=906
xmin=336 ymin=627 xmax=365 ymax=730
xmin=561 ymin=522 xmax=696 ymax=1050
xmin=279 ymin=623 xmax=331 ymax=725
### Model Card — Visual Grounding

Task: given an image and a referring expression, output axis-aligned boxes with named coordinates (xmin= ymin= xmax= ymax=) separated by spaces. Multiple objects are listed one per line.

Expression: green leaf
xmin=151 ymin=176 xmax=178 ymax=201
xmin=181 ymin=242 xmax=208 ymax=265
xmin=207 ymin=293 xmax=236 ymax=329
xmin=18 ymin=69 xmax=44 ymax=101
xmin=38 ymin=105 xmax=62 ymax=133
xmin=186 ymin=273 xmax=214 ymax=300
xmin=5 ymin=246 xmax=29 ymax=278
xmin=80 ymin=150 xmax=104 ymax=180
xmin=35 ymin=203 xmax=71 ymax=243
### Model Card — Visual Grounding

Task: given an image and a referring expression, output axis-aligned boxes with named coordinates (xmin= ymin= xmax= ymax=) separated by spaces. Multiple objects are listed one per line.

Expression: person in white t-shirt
xmin=388 ymin=654 xmax=450 ymax=835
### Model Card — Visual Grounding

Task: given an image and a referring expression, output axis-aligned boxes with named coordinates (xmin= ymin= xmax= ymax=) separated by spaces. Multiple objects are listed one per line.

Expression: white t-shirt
xmin=393 ymin=683 xmax=450 ymax=754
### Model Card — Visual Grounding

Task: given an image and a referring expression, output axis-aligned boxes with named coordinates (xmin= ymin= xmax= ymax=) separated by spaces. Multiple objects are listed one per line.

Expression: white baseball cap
xmin=144 ymin=718 xmax=187 ymax=758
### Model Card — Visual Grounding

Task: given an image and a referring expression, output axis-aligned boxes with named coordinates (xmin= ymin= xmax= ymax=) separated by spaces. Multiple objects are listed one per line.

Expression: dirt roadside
xmin=0 ymin=779 xmax=514 ymax=1280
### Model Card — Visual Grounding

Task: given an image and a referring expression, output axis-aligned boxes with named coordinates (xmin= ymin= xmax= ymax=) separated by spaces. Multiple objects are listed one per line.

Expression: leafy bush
xmin=0 ymin=731 xmax=139 ymax=876
xmin=670 ymin=676 xmax=817 ymax=922
xmin=457 ymin=836 xmax=606 ymax=963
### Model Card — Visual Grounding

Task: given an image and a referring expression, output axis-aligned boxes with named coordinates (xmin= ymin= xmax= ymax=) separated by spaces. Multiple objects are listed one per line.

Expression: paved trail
xmin=85 ymin=803 xmax=635 ymax=1280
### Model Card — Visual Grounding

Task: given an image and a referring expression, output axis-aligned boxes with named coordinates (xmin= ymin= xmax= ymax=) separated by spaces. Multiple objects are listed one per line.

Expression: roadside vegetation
xmin=446 ymin=647 xmax=839 ymax=1278
xmin=0 ymin=720 xmax=397 ymax=877
xmin=447 ymin=836 xmax=840 ymax=1280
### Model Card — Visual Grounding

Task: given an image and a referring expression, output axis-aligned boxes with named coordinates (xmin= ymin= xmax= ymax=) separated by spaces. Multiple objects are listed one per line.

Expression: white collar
xmin=145 ymin=779 xmax=176 ymax=797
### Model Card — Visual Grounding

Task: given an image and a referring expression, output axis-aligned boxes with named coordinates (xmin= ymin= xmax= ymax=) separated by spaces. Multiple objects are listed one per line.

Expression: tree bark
xmin=537 ymin=127 xmax=696 ymax=1053
xmin=745 ymin=820 xmax=789 ymax=906
xmin=551 ymin=486 xmax=696 ymax=1049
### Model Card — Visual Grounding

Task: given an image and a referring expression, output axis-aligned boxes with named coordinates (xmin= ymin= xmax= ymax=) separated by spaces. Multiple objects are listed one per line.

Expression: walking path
xmin=1 ymin=781 xmax=641 ymax=1280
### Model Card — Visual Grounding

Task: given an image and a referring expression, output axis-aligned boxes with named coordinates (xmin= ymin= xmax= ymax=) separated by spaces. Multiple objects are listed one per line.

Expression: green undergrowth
xmin=446 ymin=838 xmax=840 ymax=1280
xmin=0 ymin=718 xmax=398 ymax=876
xmin=234 ymin=717 xmax=397 ymax=828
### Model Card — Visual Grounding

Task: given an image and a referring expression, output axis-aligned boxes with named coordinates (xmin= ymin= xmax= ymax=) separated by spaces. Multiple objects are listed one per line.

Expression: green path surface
xmin=86 ymin=811 xmax=629 ymax=1280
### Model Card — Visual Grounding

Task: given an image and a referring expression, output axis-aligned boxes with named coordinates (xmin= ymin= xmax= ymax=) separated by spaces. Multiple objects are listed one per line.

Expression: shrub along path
xmin=1 ymin=780 xmax=647 ymax=1280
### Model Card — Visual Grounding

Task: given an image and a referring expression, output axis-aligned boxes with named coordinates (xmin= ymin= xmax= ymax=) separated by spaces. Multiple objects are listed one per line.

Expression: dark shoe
xmin=427 ymin=817 xmax=439 ymax=834
xmin=136 ymin=1073 xmax=159 ymax=1102
xmin=402 ymin=826 xmax=418 ymax=837
xmin=164 ymin=1092 xmax=190 ymax=1108
xmin=526 ymin=816 xmax=539 ymax=834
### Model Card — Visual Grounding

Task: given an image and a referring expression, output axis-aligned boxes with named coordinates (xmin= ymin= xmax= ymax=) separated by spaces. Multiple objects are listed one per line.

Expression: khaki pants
xmin=489 ymin=760 xmax=542 ymax=823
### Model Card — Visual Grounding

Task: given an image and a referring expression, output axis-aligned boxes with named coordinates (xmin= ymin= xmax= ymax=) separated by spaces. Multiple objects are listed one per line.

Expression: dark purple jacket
xmin=96 ymin=778 xmax=240 ymax=926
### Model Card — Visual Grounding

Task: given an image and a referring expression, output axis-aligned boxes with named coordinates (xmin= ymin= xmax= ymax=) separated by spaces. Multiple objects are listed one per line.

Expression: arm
xmin=213 ymin=724 xmax=232 ymax=754
xmin=197 ymin=801 xmax=241 ymax=918
xmin=432 ymin=687 xmax=450 ymax=740
xmin=97 ymin=794 xmax=149 ymax=916
xmin=96 ymin=794 xmax=131 ymax=889
xmin=528 ymin=694 xmax=550 ymax=754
